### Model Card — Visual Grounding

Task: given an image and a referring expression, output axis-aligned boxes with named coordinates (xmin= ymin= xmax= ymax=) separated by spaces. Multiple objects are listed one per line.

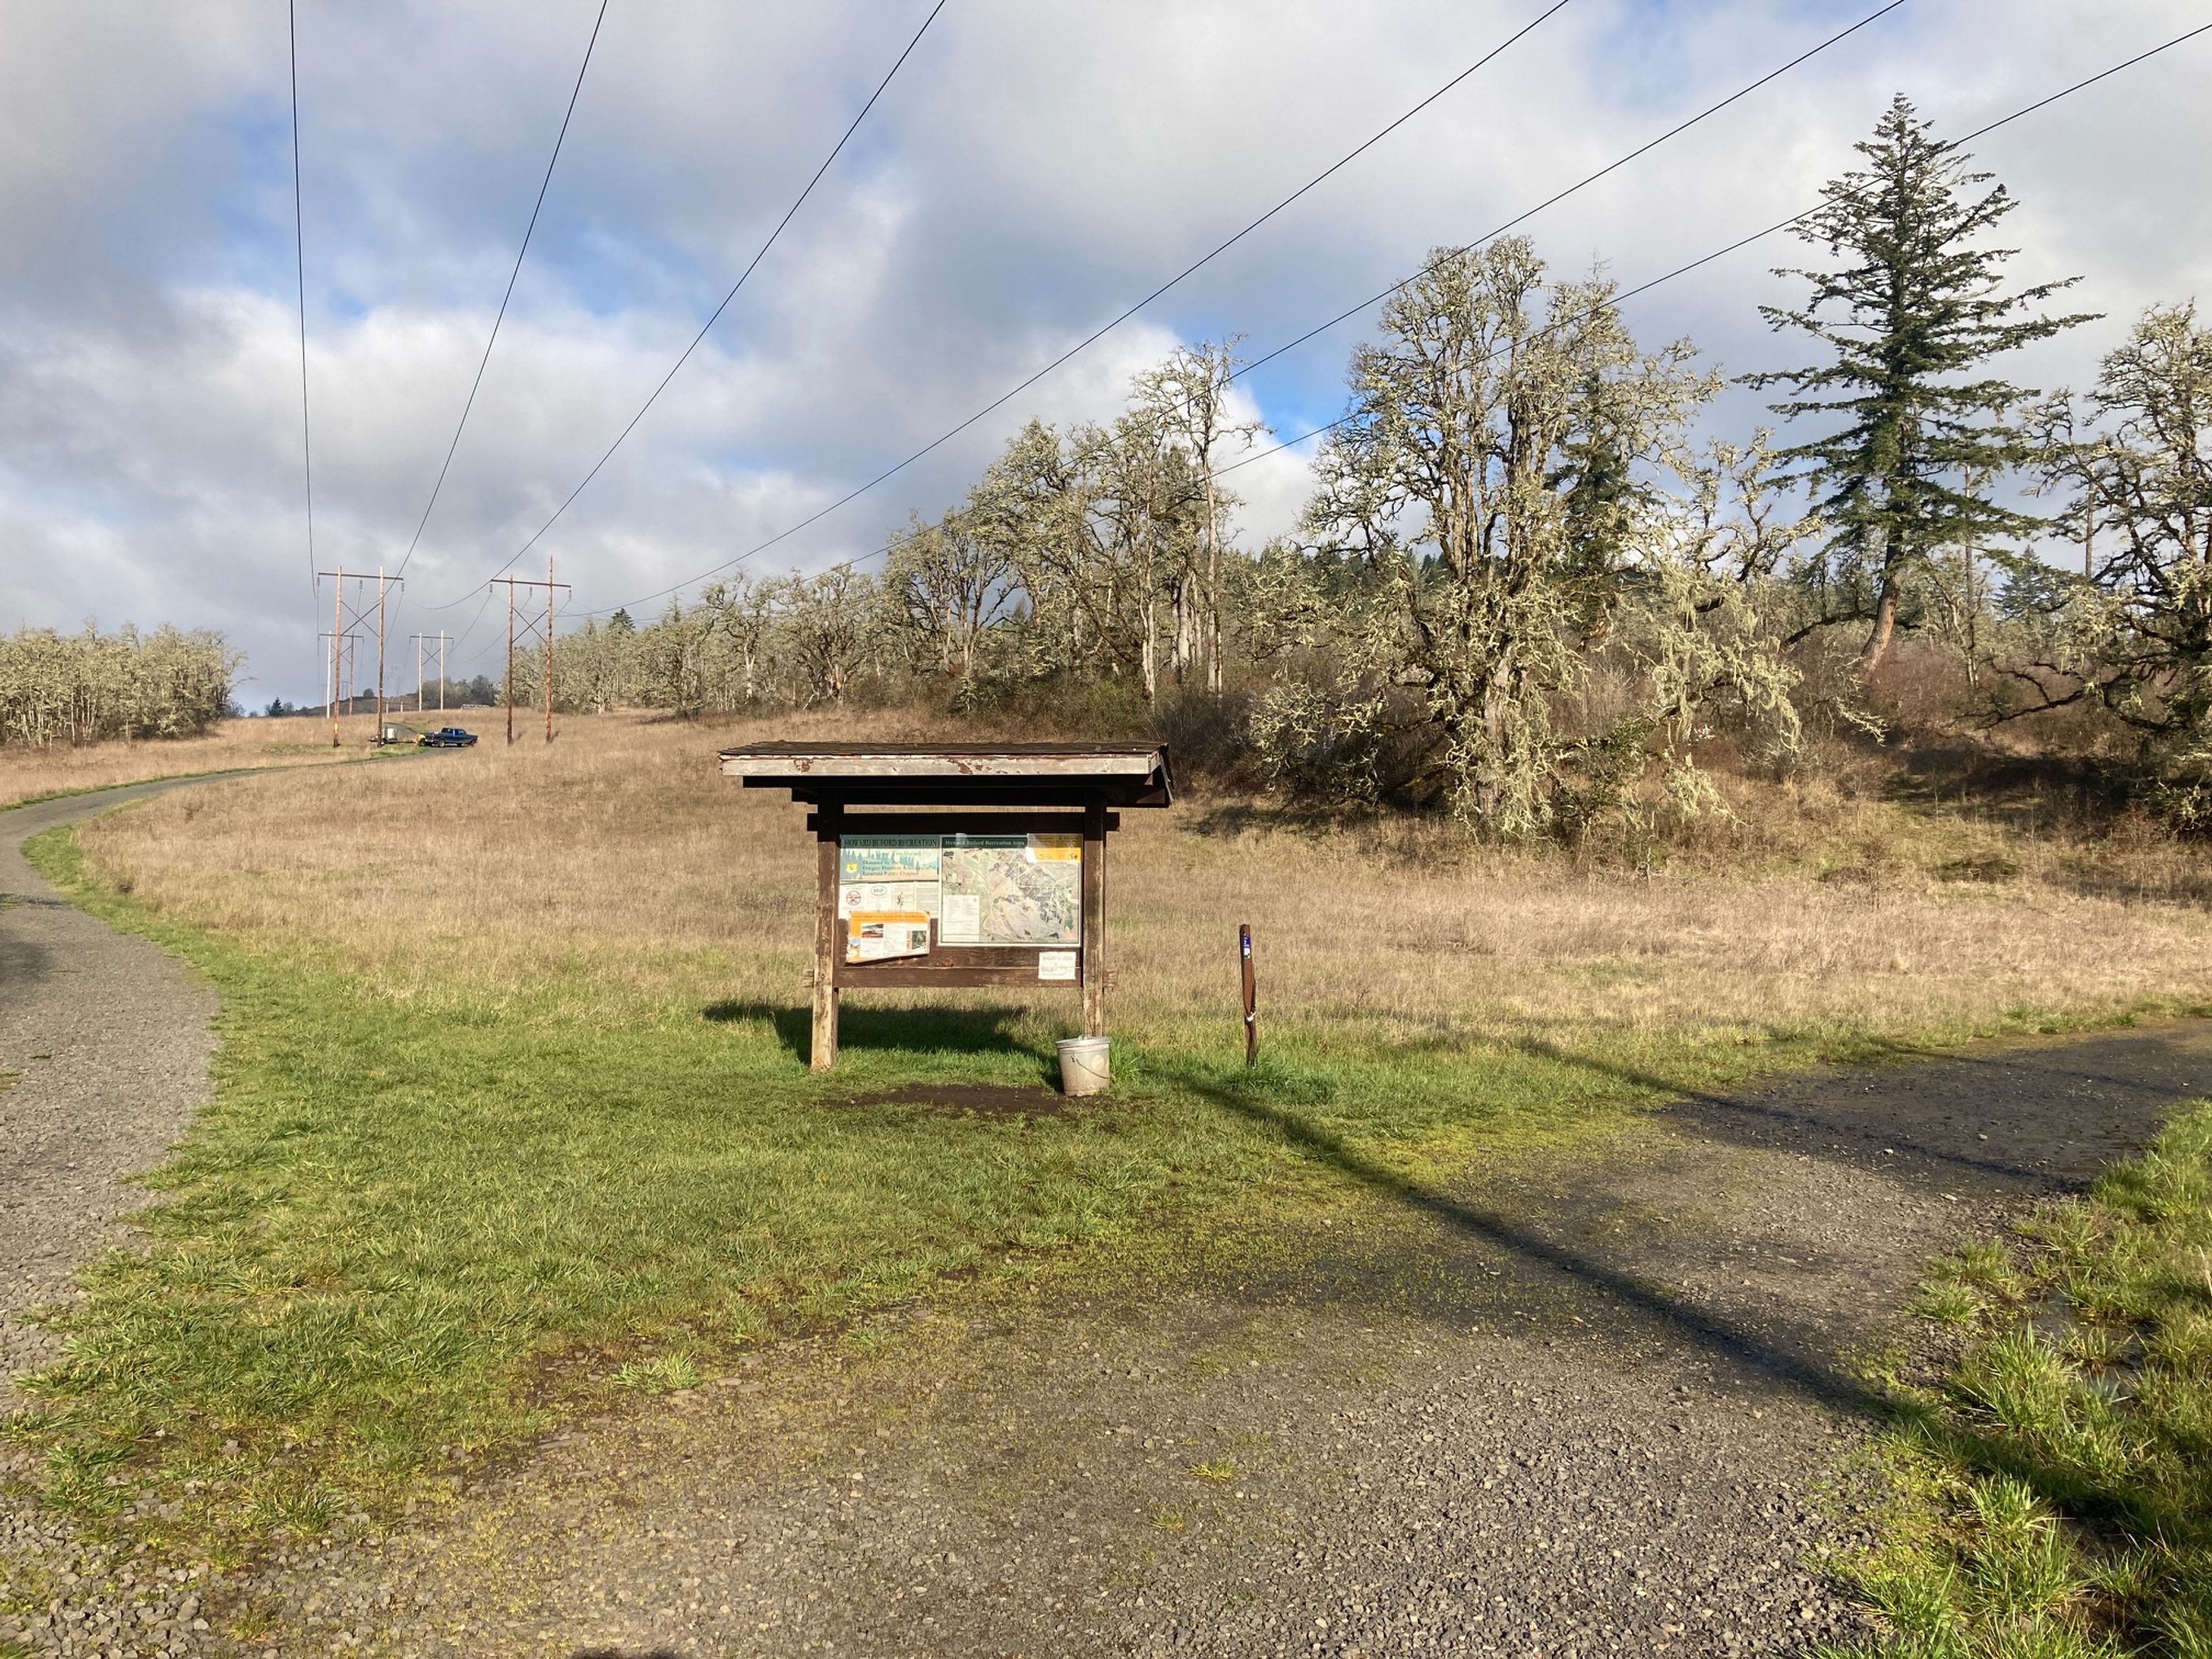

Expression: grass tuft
xmin=610 ymin=1355 xmax=701 ymax=1395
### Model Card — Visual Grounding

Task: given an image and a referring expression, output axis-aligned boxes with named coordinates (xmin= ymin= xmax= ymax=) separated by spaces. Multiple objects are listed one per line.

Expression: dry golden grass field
xmin=66 ymin=708 xmax=2212 ymax=1058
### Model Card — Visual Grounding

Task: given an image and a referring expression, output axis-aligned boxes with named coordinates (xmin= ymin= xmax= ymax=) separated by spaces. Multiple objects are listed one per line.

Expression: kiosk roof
xmin=719 ymin=741 xmax=1172 ymax=808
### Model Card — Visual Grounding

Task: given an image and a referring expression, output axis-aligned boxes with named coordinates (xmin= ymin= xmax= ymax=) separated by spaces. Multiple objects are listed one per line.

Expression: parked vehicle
xmin=418 ymin=727 xmax=479 ymax=748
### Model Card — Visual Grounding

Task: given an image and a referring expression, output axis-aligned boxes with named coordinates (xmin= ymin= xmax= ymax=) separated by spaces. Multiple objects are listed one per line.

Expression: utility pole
xmin=328 ymin=568 xmax=343 ymax=748
xmin=490 ymin=563 xmax=569 ymax=745
xmin=320 ymin=631 xmax=361 ymax=731
xmin=505 ymin=574 xmax=516 ymax=745
xmin=546 ymin=552 xmax=556 ymax=745
xmin=374 ymin=565 xmax=389 ymax=734
xmin=411 ymin=631 xmax=449 ymax=714
xmin=319 ymin=569 xmax=404 ymax=744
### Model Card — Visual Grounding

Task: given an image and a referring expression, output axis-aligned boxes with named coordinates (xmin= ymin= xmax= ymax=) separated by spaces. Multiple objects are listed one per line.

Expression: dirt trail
xmin=241 ymin=1023 xmax=2212 ymax=1659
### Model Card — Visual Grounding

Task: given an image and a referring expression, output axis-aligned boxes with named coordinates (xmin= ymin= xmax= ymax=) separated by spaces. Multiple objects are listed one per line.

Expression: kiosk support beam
xmin=1081 ymin=796 xmax=1106 ymax=1037
xmin=811 ymin=803 xmax=843 ymax=1070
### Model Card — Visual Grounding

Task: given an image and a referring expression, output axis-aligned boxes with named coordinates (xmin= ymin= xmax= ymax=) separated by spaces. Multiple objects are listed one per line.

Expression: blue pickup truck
xmin=418 ymin=727 xmax=479 ymax=748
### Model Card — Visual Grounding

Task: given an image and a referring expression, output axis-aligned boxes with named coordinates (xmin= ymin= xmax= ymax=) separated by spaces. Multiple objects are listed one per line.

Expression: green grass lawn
xmin=3 ymin=819 xmax=2195 ymax=1578
xmin=1830 ymin=1104 xmax=2212 ymax=1657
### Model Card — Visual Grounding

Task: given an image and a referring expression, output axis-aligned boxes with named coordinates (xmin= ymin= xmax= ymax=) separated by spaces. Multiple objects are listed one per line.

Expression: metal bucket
xmin=1055 ymin=1036 xmax=1111 ymax=1096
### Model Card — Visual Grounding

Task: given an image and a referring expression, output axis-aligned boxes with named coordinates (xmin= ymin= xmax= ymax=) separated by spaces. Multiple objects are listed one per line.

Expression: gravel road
xmin=1 ymin=781 xmax=225 ymax=1659
xmin=236 ymin=1023 xmax=2212 ymax=1659
xmin=0 ymin=781 xmax=222 ymax=1394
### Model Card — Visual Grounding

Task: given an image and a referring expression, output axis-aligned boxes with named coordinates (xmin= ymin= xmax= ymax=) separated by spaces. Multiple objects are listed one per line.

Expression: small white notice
xmin=942 ymin=892 xmax=983 ymax=944
xmin=1037 ymin=950 xmax=1078 ymax=983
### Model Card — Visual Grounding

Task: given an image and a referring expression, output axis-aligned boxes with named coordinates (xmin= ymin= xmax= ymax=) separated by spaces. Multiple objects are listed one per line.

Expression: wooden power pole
xmin=328 ymin=569 xmax=343 ymax=748
xmin=319 ymin=568 xmax=404 ymax=743
xmin=410 ymin=631 xmax=449 ymax=714
xmin=490 ymin=558 xmax=568 ymax=745
xmin=374 ymin=566 xmax=389 ymax=734
xmin=320 ymin=630 xmax=359 ymax=737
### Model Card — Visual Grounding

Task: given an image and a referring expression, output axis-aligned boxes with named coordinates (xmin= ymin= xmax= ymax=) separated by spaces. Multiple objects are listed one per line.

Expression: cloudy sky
xmin=3 ymin=0 xmax=2207 ymax=705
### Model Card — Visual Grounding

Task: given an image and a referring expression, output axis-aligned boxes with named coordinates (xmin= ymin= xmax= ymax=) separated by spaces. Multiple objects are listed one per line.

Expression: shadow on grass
xmin=702 ymin=999 xmax=1048 ymax=1071
xmin=1163 ymin=1061 xmax=1882 ymax=1415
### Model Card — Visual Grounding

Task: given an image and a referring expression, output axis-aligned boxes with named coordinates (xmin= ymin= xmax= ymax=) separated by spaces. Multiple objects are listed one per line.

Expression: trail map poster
xmin=836 ymin=832 xmax=1080 ymax=953
xmin=941 ymin=833 xmax=1081 ymax=945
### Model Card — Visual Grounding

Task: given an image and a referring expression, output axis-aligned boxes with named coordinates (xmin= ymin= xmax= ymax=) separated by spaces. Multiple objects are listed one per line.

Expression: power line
xmin=1211 ymin=14 xmax=2212 ymax=483
xmin=1225 ymin=0 xmax=1907 ymax=388
xmin=394 ymin=0 xmax=611 ymax=583
xmin=427 ymin=0 xmax=951 ymax=613
xmin=1950 ymin=17 xmax=2212 ymax=145
xmin=288 ymin=0 xmax=315 ymax=600
xmin=584 ymin=0 xmax=1899 ymax=619
xmin=594 ymin=12 xmax=2212 ymax=614
xmin=570 ymin=0 xmax=1579 ymax=618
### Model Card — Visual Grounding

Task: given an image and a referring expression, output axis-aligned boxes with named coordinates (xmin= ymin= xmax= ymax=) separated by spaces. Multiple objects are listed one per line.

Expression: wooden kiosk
xmin=719 ymin=742 xmax=1174 ymax=1071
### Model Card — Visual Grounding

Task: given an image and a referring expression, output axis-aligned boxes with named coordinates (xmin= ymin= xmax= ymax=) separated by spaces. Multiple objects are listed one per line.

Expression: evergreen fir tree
xmin=1749 ymin=95 xmax=2093 ymax=668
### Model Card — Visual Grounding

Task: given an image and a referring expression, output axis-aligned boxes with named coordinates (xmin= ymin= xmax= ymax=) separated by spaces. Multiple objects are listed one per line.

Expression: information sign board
xmin=835 ymin=832 xmax=1081 ymax=952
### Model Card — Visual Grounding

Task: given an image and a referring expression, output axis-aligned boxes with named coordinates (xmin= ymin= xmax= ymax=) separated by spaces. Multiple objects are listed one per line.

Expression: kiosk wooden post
xmin=811 ymin=801 xmax=844 ymax=1070
xmin=1081 ymin=797 xmax=1106 ymax=1038
xmin=719 ymin=744 xmax=1172 ymax=1076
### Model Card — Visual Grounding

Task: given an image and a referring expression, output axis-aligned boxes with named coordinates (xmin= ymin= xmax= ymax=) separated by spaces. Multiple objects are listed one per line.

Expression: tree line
xmin=0 ymin=623 xmax=239 ymax=748
xmin=552 ymin=97 xmax=2209 ymax=837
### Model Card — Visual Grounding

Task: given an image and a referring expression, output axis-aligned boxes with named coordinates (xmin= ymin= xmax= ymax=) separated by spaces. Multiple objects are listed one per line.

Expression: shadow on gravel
xmin=1171 ymin=1024 xmax=2212 ymax=1420
xmin=572 ymin=1649 xmax=681 ymax=1658
xmin=1172 ymin=1069 xmax=1883 ymax=1415
xmin=1509 ymin=1026 xmax=2212 ymax=1195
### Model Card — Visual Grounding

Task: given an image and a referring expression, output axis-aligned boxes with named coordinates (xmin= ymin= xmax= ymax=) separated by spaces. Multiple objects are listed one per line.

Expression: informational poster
xmin=836 ymin=831 xmax=1081 ymax=955
xmin=846 ymin=911 xmax=933 ymax=963
xmin=839 ymin=836 xmax=941 ymax=961
xmin=941 ymin=833 xmax=1081 ymax=946
xmin=840 ymin=838 xmax=941 ymax=884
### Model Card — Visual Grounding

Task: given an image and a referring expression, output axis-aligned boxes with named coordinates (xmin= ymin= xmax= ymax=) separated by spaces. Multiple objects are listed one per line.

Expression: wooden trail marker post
xmin=719 ymin=743 xmax=1173 ymax=1074
xmin=1240 ymin=923 xmax=1257 ymax=1067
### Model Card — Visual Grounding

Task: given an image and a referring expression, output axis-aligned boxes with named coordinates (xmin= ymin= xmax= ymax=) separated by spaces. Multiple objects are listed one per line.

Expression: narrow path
xmin=0 ymin=779 xmax=225 ymax=1397
xmin=257 ymin=1022 xmax=2212 ymax=1659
